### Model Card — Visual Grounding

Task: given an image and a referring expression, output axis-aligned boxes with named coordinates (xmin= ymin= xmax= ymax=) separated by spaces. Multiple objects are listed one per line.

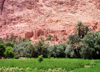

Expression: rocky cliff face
xmin=0 ymin=0 xmax=100 ymax=44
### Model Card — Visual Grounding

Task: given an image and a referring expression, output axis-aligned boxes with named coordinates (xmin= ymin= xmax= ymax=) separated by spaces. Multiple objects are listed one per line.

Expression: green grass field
xmin=0 ymin=58 xmax=100 ymax=72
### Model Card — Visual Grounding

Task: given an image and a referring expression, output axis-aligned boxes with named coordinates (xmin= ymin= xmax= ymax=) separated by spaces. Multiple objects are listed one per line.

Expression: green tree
xmin=4 ymin=46 xmax=14 ymax=58
xmin=28 ymin=44 xmax=35 ymax=57
xmin=0 ymin=43 xmax=5 ymax=57
xmin=65 ymin=45 xmax=76 ymax=58
xmin=42 ymin=43 xmax=50 ymax=57
xmin=81 ymin=32 xmax=100 ymax=59
xmin=67 ymin=22 xmax=89 ymax=58
xmin=13 ymin=42 xmax=31 ymax=57
xmin=68 ymin=35 xmax=81 ymax=58
xmin=47 ymin=44 xmax=66 ymax=58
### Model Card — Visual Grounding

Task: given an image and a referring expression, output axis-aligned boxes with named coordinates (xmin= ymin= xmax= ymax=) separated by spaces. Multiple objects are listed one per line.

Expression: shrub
xmin=14 ymin=55 xmax=20 ymax=59
xmin=4 ymin=46 xmax=14 ymax=58
xmin=0 ymin=43 xmax=5 ymax=57
xmin=5 ymin=42 xmax=14 ymax=47
xmin=0 ymin=38 xmax=3 ymax=43
xmin=48 ymin=55 xmax=51 ymax=59
xmin=0 ymin=67 xmax=26 ymax=72
xmin=38 ymin=55 xmax=43 ymax=62
xmin=9 ymin=34 xmax=14 ymax=41
xmin=25 ymin=54 xmax=31 ymax=58
xmin=46 ymin=35 xmax=53 ymax=41
xmin=91 ymin=60 xmax=96 ymax=66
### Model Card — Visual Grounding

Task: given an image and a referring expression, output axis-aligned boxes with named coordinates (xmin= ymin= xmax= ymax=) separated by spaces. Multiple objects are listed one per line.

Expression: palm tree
xmin=76 ymin=22 xmax=84 ymax=38
xmin=28 ymin=44 xmax=35 ymax=57
xmin=36 ymin=37 xmax=46 ymax=55
xmin=85 ymin=26 xmax=89 ymax=35
xmin=68 ymin=35 xmax=81 ymax=58
xmin=68 ymin=22 xmax=89 ymax=58
xmin=76 ymin=22 xmax=89 ymax=38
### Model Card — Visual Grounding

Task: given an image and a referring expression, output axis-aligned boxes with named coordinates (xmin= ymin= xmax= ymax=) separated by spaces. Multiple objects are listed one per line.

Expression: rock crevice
xmin=0 ymin=0 xmax=5 ymax=15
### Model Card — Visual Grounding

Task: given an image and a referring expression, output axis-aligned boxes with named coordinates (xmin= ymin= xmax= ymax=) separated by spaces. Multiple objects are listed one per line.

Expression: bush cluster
xmin=14 ymin=55 xmax=20 ymax=59
xmin=4 ymin=46 xmax=14 ymax=58
xmin=80 ymin=32 xmax=100 ymax=59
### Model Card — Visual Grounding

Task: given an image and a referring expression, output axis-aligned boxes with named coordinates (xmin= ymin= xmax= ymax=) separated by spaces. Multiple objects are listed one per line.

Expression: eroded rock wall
xmin=0 ymin=0 xmax=100 ymax=44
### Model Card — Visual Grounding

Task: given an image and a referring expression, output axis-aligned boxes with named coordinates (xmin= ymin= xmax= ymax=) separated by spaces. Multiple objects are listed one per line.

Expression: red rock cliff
xmin=0 ymin=0 xmax=100 ymax=44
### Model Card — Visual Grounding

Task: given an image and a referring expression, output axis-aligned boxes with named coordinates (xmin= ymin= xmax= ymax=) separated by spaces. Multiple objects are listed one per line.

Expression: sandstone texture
xmin=0 ymin=0 xmax=100 ymax=45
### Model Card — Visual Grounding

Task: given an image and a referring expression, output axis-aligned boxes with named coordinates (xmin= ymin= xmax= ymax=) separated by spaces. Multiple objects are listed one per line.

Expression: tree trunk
xmin=78 ymin=27 xmax=81 ymax=38
xmin=39 ymin=48 xmax=42 ymax=55
xmin=74 ymin=49 xmax=81 ymax=58
xmin=31 ymin=50 xmax=33 ymax=57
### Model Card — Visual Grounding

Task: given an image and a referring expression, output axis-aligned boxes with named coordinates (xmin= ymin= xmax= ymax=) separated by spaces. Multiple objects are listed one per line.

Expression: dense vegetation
xmin=0 ymin=22 xmax=100 ymax=72
xmin=0 ymin=22 xmax=100 ymax=59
